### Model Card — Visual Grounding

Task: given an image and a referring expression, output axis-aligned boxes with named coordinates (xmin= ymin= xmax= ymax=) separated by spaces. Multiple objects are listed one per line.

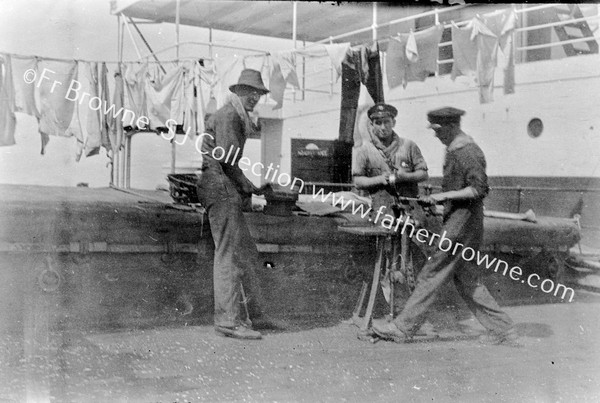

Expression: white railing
xmin=293 ymin=4 xmax=599 ymax=100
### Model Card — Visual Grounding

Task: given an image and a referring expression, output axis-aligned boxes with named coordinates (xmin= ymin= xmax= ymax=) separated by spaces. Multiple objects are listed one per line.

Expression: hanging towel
xmin=386 ymin=25 xmax=444 ymax=89
xmin=84 ymin=62 xmax=102 ymax=157
xmin=37 ymin=60 xmax=79 ymax=154
xmin=0 ymin=54 xmax=17 ymax=147
xmin=472 ymin=17 xmax=498 ymax=103
xmin=405 ymin=31 xmax=419 ymax=63
xmin=470 ymin=9 xmax=517 ymax=103
xmin=11 ymin=56 xmax=40 ymax=118
xmin=144 ymin=64 xmax=184 ymax=130
xmin=268 ymin=51 xmax=300 ymax=110
xmin=183 ymin=61 xmax=197 ymax=136
xmin=323 ymin=43 xmax=351 ymax=81
xmin=481 ymin=9 xmax=517 ymax=95
xmin=294 ymin=43 xmax=350 ymax=82
xmin=66 ymin=64 xmax=84 ymax=161
xmin=451 ymin=21 xmax=478 ymax=81
xmin=123 ymin=62 xmax=148 ymax=130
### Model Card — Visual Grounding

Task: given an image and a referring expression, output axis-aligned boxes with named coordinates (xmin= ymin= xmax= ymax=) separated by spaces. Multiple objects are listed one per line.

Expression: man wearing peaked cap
xmin=353 ymin=102 xmax=428 ymax=203
xmin=426 ymin=106 xmax=465 ymax=125
xmin=372 ymin=106 xmax=519 ymax=346
xmin=352 ymin=103 xmax=436 ymax=334
xmin=367 ymin=103 xmax=398 ymax=120
xmin=197 ymin=69 xmax=281 ymax=340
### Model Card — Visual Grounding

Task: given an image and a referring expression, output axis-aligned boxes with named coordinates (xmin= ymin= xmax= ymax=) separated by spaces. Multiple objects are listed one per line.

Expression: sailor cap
xmin=427 ymin=107 xmax=466 ymax=124
xmin=368 ymin=103 xmax=398 ymax=120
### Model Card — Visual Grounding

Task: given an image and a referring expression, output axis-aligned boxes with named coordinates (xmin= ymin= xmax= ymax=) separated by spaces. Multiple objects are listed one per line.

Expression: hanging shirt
xmin=451 ymin=22 xmax=478 ymax=81
xmin=37 ymin=60 xmax=80 ymax=154
xmin=144 ymin=64 xmax=184 ymax=130
xmin=0 ymin=54 xmax=16 ymax=147
xmin=84 ymin=62 xmax=102 ymax=157
xmin=469 ymin=9 xmax=517 ymax=103
xmin=481 ymin=9 xmax=517 ymax=96
xmin=123 ymin=62 xmax=148 ymax=130
xmin=324 ymin=43 xmax=351 ymax=81
xmin=386 ymin=25 xmax=444 ymax=89
xmin=11 ymin=56 xmax=40 ymax=118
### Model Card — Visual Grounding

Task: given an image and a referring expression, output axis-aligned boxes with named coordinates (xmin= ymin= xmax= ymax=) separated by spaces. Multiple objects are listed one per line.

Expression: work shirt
xmin=442 ymin=132 xmax=489 ymax=220
xmin=352 ymin=134 xmax=427 ymax=211
xmin=201 ymin=103 xmax=255 ymax=196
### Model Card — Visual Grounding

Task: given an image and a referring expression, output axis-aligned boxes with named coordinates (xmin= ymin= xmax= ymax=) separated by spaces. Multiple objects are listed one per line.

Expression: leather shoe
xmin=215 ymin=325 xmax=262 ymax=340
xmin=371 ymin=319 xmax=408 ymax=343
xmin=479 ymin=328 xmax=521 ymax=347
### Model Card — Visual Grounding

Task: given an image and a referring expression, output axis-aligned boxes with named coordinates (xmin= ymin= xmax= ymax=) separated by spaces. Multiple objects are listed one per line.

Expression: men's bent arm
xmin=215 ymin=110 xmax=257 ymax=195
xmin=354 ymin=174 xmax=387 ymax=189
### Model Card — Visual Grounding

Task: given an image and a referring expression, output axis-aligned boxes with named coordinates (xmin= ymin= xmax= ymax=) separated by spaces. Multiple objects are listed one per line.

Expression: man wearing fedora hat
xmin=197 ymin=68 xmax=276 ymax=340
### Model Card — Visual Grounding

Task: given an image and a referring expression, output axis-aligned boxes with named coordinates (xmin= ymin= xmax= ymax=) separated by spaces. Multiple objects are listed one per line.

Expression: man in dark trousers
xmin=372 ymin=107 xmax=519 ymax=346
xmin=197 ymin=69 xmax=274 ymax=340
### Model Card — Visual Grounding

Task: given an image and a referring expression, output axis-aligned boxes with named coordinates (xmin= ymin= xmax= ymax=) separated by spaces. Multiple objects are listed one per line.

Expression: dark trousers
xmin=394 ymin=207 xmax=514 ymax=335
xmin=338 ymin=45 xmax=385 ymax=143
xmin=197 ymin=171 xmax=265 ymax=328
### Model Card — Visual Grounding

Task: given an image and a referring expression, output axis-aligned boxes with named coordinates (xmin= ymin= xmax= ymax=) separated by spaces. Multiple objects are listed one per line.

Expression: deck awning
xmin=110 ymin=0 xmax=435 ymax=44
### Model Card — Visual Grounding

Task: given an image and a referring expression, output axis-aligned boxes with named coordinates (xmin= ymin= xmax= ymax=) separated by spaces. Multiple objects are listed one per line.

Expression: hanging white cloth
xmin=37 ymin=60 xmax=82 ymax=155
xmin=11 ymin=55 xmax=40 ymax=118
xmin=0 ymin=54 xmax=17 ymax=147
xmin=122 ymin=62 xmax=148 ymax=130
xmin=83 ymin=62 xmax=102 ymax=157
xmin=269 ymin=51 xmax=300 ymax=110
xmin=144 ymin=64 xmax=184 ymax=130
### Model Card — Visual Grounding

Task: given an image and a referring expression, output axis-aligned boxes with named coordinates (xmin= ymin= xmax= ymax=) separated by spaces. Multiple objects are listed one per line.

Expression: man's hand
xmin=253 ymin=183 xmax=272 ymax=195
xmin=418 ymin=193 xmax=447 ymax=206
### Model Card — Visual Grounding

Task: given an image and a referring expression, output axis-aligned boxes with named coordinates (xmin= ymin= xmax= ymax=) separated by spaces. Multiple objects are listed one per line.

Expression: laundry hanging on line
xmin=385 ymin=25 xmax=444 ymax=89
xmin=269 ymin=51 xmax=300 ymax=110
xmin=0 ymin=54 xmax=16 ymax=147
xmin=451 ymin=9 xmax=517 ymax=103
xmin=339 ymin=43 xmax=384 ymax=144
xmin=11 ymin=56 xmax=40 ymax=119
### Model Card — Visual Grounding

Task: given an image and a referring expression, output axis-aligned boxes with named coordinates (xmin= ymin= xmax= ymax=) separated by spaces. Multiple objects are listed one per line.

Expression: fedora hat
xmin=229 ymin=69 xmax=269 ymax=94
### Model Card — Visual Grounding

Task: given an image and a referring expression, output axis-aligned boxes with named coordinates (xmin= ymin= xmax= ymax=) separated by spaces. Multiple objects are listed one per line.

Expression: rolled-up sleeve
xmin=409 ymin=141 xmax=428 ymax=172
xmin=352 ymin=146 xmax=367 ymax=177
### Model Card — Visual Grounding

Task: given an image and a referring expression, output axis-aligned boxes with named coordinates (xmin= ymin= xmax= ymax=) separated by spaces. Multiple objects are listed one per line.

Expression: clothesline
xmin=5 ymin=51 xmax=208 ymax=65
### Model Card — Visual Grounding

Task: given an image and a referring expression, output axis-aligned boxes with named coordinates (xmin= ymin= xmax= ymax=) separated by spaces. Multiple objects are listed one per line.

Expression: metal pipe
xmin=111 ymin=14 xmax=121 ymax=188
xmin=313 ymin=4 xmax=468 ymax=45
xmin=329 ymin=37 xmax=334 ymax=95
xmin=372 ymin=2 xmax=378 ymax=41
xmin=126 ymin=136 xmax=132 ymax=189
xmin=292 ymin=1 xmax=298 ymax=102
xmin=171 ymin=0 xmax=181 ymax=175
xmin=515 ymin=14 xmax=600 ymax=32
xmin=302 ymin=40 xmax=306 ymax=101
xmin=517 ymin=36 xmax=600 ymax=51
xmin=127 ymin=16 xmax=167 ymax=74
xmin=515 ymin=3 xmax=558 ymax=14
xmin=120 ymin=13 xmax=143 ymax=60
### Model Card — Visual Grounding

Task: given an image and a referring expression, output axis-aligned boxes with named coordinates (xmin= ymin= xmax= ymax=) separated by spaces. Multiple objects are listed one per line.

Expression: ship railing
xmin=292 ymin=3 xmax=600 ymax=101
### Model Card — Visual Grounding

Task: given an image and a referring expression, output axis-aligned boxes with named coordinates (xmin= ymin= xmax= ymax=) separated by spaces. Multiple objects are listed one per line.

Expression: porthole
xmin=527 ymin=118 xmax=544 ymax=138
